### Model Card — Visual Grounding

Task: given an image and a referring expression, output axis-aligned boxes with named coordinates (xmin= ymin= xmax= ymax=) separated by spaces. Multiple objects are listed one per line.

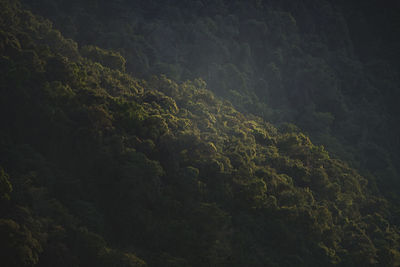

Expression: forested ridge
xmin=1 ymin=0 xmax=400 ymax=266
xmin=22 ymin=0 xmax=400 ymax=200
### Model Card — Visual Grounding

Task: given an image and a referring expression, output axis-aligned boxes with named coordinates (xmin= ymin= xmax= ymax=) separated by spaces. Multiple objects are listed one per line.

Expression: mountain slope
xmin=1 ymin=1 xmax=400 ymax=266
xmin=22 ymin=0 xmax=400 ymax=202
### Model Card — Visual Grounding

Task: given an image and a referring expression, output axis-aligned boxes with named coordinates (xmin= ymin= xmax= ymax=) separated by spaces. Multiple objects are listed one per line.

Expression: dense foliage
xmin=22 ymin=0 xmax=400 ymax=200
xmin=1 ymin=0 xmax=400 ymax=266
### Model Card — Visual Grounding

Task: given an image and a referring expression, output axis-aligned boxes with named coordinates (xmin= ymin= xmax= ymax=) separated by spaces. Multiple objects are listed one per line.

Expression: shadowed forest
xmin=1 ymin=0 xmax=400 ymax=266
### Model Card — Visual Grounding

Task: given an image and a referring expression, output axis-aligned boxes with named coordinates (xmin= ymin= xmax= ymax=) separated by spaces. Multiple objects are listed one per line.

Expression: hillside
xmin=1 ymin=0 xmax=400 ymax=266
xmin=22 ymin=0 xmax=400 ymax=200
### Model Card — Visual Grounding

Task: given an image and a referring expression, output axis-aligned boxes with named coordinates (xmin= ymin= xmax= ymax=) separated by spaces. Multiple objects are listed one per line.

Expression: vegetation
xmin=1 ymin=0 xmax=399 ymax=266
xmin=22 ymin=0 xmax=400 ymax=199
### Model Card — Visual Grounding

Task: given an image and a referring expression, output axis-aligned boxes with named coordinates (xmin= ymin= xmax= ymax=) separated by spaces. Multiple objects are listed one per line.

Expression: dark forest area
xmin=1 ymin=0 xmax=400 ymax=266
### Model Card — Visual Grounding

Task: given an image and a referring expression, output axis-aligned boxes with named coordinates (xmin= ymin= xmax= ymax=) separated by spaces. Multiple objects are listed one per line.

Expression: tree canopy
xmin=1 ymin=0 xmax=400 ymax=266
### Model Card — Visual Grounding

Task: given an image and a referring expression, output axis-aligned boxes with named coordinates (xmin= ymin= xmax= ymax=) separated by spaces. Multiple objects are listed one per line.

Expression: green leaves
xmin=0 ymin=219 xmax=42 ymax=267
xmin=1 ymin=0 xmax=400 ymax=266
xmin=81 ymin=45 xmax=126 ymax=72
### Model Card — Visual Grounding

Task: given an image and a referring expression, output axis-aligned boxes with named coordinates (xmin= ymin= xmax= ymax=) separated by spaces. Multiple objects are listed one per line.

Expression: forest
xmin=0 ymin=0 xmax=399 ymax=266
